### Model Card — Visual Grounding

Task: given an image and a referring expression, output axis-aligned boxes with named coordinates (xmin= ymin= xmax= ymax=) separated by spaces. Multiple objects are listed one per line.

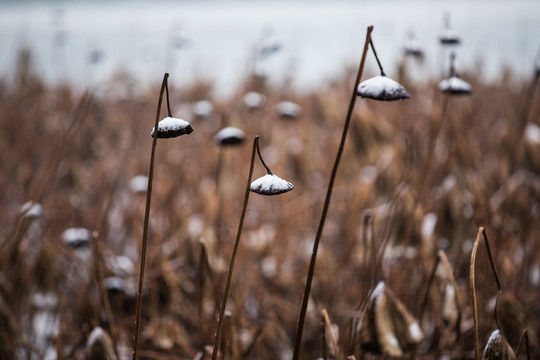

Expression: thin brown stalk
xmin=515 ymin=329 xmax=530 ymax=360
xmin=91 ymin=232 xmax=118 ymax=355
xmin=133 ymin=73 xmax=169 ymax=360
xmin=211 ymin=136 xmax=258 ymax=360
xmin=470 ymin=227 xmax=483 ymax=360
xmin=438 ymin=250 xmax=462 ymax=341
xmin=470 ymin=226 xmax=501 ymax=360
xmin=292 ymin=25 xmax=374 ymax=360
xmin=322 ymin=309 xmax=339 ymax=359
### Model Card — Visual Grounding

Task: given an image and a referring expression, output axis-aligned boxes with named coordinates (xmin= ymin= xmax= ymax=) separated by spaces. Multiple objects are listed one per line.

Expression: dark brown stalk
xmin=369 ymin=37 xmax=386 ymax=76
xmin=211 ymin=136 xmax=258 ymax=360
xmin=133 ymin=73 xmax=169 ymax=360
xmin=292 ymin=25 xmax=374 ymax=360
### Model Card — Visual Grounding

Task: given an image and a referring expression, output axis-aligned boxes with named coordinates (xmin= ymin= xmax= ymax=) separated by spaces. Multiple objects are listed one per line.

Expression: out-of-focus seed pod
xmin=85 ymin=327 xmax=117 ymax=360
xmin=359 ymin=281 xmax=423 ymax=357
xmin=214 ymin=127 xmax=246 ymax=146
xmin=276 ymin=101 xmax=302 ymax=119
xmin=482 ymin=329 xmax=516 ymax=360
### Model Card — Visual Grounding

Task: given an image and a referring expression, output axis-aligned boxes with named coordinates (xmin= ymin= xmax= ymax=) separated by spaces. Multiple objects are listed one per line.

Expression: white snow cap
xmin=357 ymin=75 xmax=410 ymax=101
xmin=525 ymin=123 xmax=540 ymax=145
xmin=438 ymin=76 xmax=472 ymax=94
xmin=129 ymin=175 xmax=148 ymax=193
xmin=214 ymin=126 xmax=246 ymax=146
xmin=62 ymin=227 xmax=91 ymax=248
xmin=276 ymin=101 xmax=302 ymax=119
xmin=243 ymin=91 xmax=265 ymax=109
xmin=151 ymin=116 xmax=193 ymax=138
xmin=87 ymin=327 xmax=105 ymax=347
xmin=20 ymin=201 xmax=43 ymax=219
xmin=250 ymin=173 xmax=294 ymax=196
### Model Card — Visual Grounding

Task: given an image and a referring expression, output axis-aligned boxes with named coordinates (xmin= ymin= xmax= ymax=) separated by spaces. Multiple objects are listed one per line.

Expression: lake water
xmin=1 ymin=0 xmax=539 ymax=98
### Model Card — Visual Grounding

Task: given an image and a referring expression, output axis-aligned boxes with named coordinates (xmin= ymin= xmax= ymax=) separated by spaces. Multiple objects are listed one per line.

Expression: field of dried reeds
xmin=0 ymin=44 xmax=539 ymax=360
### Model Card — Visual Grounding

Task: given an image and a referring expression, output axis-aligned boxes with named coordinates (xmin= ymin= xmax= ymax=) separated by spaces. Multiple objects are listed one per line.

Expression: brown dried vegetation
xmin=0 ymin=49 xmax=539 ymax=359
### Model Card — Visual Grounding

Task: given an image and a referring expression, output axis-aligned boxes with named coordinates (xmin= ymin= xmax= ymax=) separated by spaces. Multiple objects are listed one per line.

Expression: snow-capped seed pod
xmin=62 ymin=227 xmax=91 ymax=248
xmin=439 ymin=28 xmax=461 ymax=45
xmin=276 ymin=101 xmax=302 ymax=119
xmin=403 ymin=32 xmax=424 ymax=58
xmin=20 ymin=201 xmax=43 ymax=219
xmin=438 ymin=76 xmax=472 ymax=95
xmin=250 ymin=173 xmax=294 ymax=196
xmin=250 ymin=139 xmax=294 ymax=195
xmin=85 ymin=327 xmax=118 ymax=360
xmin=438 ymin=13 xmax=461 ymax=45
xmin=243 ymin=91 xmax=265 ymax=110
xmin=151 ymin=116 xmax=193 ymax=138
xmin=214 ymin=126 xmax=246 ymax=146
xmin=359 ymin=281 xmax=423 ymax=357
xmin=193 ymin=100 xmax=213 ymax=118
xmin=482 ymin=330 xmax=516 ymax=360
xmin=129 ymin=175 xmax=149 ymax=194
xmin=357 ymin=75 xmax=410 ymax=101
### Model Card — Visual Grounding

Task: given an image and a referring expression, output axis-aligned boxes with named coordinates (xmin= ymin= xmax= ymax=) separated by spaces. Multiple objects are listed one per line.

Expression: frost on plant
xmin=250 ymin=173 xmax=294 ymax=196
xmin=357 ymin=75 xmax=410 ymax=101
xmin=151 ymin=116 xmax=193 ymax=138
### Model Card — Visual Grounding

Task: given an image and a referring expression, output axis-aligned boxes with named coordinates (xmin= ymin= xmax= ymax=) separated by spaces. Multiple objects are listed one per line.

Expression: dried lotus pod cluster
xmin=358 ymin=281 xmax=423 ymax=357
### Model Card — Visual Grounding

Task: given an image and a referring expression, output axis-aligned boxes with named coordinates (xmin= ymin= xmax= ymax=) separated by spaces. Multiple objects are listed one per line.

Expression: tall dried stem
xmin=211 ymin=136 xmax=258 ymax=360
xmin=133 ymin=73 xmax=169 ymax=360
xmin=292 ymin=25 xmax=374 ymax=360
xmin=470 ymin=226 xmax=501 ymax=360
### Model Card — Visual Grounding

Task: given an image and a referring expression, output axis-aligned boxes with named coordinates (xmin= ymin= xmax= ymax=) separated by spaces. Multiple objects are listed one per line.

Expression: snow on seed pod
xmin=151 ymin=117 xmax=193 ymax=138
xmin=62 ymin=227 xmax=91 ymax=249
xmin=214 ymin=126 xmax=246 ymax=146
xmin=243 ymin=91 xmax=265 ymax=110
xmin=250 ymin=173 xmax=294 ymax=196
xmin=438 ymin=76 xmax=472 ymax=95
xmin=357 ymin=75 xmax=410 ymax=101
xmin=482 ymin=329 xmax=516 ymax=360
xmin=276 ymin=101 xmax=302 ymax=119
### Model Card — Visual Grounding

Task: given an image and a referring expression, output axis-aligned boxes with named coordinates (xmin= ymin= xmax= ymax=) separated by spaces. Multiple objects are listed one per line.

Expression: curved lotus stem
xmin=292 ymin=25 xmax=374 ymax=360
xmin=211 ymin=136 xmax=258 ymax=360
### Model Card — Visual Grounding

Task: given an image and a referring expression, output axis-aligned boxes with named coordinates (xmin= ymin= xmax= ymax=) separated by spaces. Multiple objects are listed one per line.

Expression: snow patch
xmin=357 ymin=75 xmax=410 ymax=101
xmin=439 ymin=76 xmax=471 ymax=94
xmin=250 ymin=173 xmax=294 ymax=195
xmin=151 ymin=116 xmax=193 ymax=138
